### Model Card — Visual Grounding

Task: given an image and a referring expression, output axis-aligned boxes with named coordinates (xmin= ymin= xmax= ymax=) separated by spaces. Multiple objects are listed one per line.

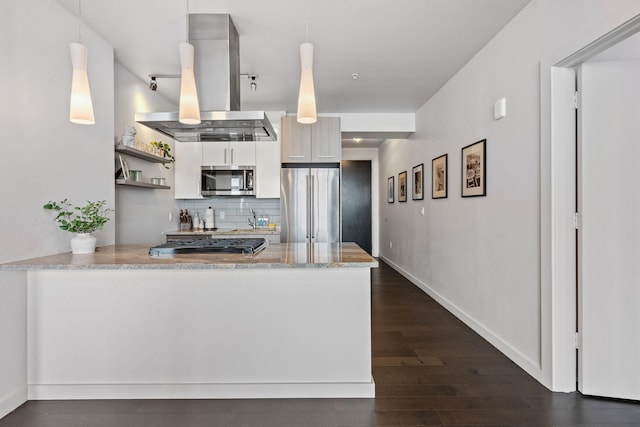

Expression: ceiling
xmin=59 ymin=0 xmax=530 ymax=145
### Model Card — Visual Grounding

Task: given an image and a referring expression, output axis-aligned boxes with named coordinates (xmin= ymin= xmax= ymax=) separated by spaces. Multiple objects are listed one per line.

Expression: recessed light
xmin=353 ymin=137 xmax=363 ymax=143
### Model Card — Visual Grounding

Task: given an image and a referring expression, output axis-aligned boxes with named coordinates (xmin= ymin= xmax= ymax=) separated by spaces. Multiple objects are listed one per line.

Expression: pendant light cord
xmin=303 ymin=0 xmax=310 ymax=42
xmin=185 ymin=0 xmax=189 ymax=43
xmin=77 ymin=0 xmax=82 ymax=43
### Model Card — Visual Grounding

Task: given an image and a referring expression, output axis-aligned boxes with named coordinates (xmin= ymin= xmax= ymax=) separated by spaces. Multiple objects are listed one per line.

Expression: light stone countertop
xmin=0 ymin=243 xmax=378 ymax=270
xmin=165 ymin=228 xmax=280 ymax=236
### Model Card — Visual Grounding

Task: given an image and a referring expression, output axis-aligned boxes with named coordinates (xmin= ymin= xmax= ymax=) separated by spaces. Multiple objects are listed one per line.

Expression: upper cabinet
xmin=255 ymin=111 xmax=285 ymax=199
xmin=174 ymin=141 xmax=203 ymax=199
xmin=202 ymin=141 xmax=256 ymax=166
xmin=281 ymin=116 xmax=341 ymax=163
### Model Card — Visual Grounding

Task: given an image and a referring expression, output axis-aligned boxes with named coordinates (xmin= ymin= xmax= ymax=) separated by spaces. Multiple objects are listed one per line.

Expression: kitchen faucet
xmin=248 ymin=209 xmax=257 ymax=230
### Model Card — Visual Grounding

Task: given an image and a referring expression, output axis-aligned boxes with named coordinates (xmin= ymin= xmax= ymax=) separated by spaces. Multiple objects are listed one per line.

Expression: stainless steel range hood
xmin=135 ymin=14 xmax=276 ymax=142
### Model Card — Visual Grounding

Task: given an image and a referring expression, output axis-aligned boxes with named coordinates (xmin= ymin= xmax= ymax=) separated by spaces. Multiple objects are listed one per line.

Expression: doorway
xmin=341 ymin=160 xmax=372 ymax=254
xmin=550 ymin=15 xmax=640 ymax=399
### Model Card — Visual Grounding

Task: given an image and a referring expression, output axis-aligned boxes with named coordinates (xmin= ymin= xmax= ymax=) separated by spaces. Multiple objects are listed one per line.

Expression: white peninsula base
xmin=27 ymin=267 xmax=374 ymax=400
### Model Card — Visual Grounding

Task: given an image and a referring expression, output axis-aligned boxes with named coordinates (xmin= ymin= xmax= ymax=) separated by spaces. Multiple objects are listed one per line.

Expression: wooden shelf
xmin=115 ymin=144 xmax=172 ymax=164
xmin=116 ymin=179 xmax=171 ymax=190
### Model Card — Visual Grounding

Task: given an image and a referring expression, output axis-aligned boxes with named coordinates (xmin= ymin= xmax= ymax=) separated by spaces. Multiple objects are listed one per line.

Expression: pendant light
xmin=69 ymin=0 xmax=95 ymax=125
xmin=296 ymin=42 xmax=317 ymax=124
xmin=179 ymin=0 xmax=200 ymax=125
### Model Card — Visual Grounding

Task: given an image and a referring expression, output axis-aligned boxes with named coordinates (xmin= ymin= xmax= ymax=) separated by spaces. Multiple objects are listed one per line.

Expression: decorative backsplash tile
xmin=179 ymin=198 xmax=280 ymax=230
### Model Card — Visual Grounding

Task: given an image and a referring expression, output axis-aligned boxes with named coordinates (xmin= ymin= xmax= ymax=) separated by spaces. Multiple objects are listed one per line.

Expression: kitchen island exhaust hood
xmin=136 ymin=14 xmax=276 ymax=142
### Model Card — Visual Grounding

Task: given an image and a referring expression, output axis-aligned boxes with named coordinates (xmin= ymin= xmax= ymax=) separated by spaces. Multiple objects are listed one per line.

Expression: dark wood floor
xmin=2 ymin=260 xmax=639 ymax=426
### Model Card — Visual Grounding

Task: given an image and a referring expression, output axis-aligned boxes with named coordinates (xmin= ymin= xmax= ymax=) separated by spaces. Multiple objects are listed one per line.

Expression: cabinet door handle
xmin=289 ymin=155 xmax=305 ymax=158
xmin=316 ymin=155 xmax=334 ymax=158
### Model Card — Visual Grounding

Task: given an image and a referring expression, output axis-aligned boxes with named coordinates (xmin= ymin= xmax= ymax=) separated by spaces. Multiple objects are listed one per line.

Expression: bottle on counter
xmin=205 ymin=206 xmax=215 ymax=230
xmin=193 ymin=212 xmax=201 ymax=230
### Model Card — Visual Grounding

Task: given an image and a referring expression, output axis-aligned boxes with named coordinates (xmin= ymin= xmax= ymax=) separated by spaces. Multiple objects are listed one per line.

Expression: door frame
xmin=546 ymin=14 xmax=640 ymax=392
xmin=342 ymin=148 xmax=380 ymax=257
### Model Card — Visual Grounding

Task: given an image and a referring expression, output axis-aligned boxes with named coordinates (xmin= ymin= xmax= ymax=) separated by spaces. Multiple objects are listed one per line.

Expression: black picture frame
xmin=432 ymin=154 xmax=448 ymax=199
xmin=398 ymin=171 xmax=407 ymax=202
xmin=461 ymin=139 xmax=486 ymax=197
xmin=412 ymin=163 xmax=424 ymax=200
xmin=387 ymin=176 xmax=394 ymax=203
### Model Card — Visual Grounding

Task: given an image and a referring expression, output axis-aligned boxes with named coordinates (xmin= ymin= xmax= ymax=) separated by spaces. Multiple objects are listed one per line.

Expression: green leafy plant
xmin=43 ymin=199 xmax=113 ymax=234
xmin=150 ymin=141 xmax=175 ymax=169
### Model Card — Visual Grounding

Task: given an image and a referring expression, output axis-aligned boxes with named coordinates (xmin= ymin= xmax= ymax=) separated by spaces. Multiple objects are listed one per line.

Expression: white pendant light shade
xmin=69 ymin=43 xmax=95 ymax=125
xmin=297 ymin=42 xmax=317 ymax=124
xmin=179 ymin=42 xmax=201 ymax=125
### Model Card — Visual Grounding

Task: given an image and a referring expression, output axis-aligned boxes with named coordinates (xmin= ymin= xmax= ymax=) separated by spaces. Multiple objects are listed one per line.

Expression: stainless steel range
xmin=149 ymin=238 xmax=268 ymax=256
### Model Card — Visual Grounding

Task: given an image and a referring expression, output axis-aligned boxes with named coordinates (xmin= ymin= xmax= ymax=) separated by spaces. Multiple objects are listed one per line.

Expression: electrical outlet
xmin=219 ymin=211 xmax=225 ymax=219
xmin=389 ymin=241 xmax=393 ymax=249
xmin=168 ymin=212 xmax=173 ymax=222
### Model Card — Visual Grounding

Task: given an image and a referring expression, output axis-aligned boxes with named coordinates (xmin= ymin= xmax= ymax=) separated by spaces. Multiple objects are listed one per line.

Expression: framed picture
xmin=398 ymin=171 xmax=407 ymax=202
xmin=387 ymin=176 xmax=394 ymax=203
xmin=432 ymin=154 xmax=448 ymax=199
xmin=461 ymin=139 xmax=486 ymax=197
xmin=412 ymin=164 xmax=424 ymax=200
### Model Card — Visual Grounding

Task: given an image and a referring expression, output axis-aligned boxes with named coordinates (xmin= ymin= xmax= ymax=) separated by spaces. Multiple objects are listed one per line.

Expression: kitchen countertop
xmin=165 ymin=228 xmax=280 ymax=235
xmin=0 ymin=242 xmax=377 ymax=270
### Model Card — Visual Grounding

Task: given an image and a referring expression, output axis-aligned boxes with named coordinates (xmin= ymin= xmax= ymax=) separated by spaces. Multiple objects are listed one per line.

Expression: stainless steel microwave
xmin=201 ymin=165 xmax=255 ymax=196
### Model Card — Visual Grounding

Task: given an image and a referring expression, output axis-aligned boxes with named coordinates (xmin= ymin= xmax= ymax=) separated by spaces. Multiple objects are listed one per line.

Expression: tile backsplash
xmin=179 ymin=198 xmax=280 ymax=230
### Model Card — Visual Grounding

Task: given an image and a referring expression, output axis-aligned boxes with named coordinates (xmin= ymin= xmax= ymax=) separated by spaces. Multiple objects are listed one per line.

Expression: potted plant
xmin=150 ymin=141 xmax=175 ymax=169
xmin=43 ymin=199 xmax=113 ymax=254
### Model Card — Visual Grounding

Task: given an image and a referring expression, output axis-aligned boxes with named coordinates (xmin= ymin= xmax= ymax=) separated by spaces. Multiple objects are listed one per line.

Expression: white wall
xmin=114 ymin=63 xmax=180 ymax=245
xmin=0 ymin=0 xmax=115 ymax=262
xmin=0 ymin=0 xmax=114 ymax=417
xmin=378 ymin=0 xmax=640 ymax=389
xmin=342 ymin=147 xmax=380 ymax=257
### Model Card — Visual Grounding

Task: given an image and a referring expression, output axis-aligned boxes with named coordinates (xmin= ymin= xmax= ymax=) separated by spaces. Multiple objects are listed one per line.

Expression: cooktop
xmin=149 ymin=237 xmax=268 ymax=257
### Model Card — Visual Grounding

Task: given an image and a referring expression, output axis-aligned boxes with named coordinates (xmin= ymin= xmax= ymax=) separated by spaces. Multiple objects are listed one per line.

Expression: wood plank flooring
xmin=1 ymin=260 xmax=639 ymax=426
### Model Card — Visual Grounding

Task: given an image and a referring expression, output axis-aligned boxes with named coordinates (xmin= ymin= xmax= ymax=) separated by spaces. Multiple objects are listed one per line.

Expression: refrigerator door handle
xmin=313 ymin=175 xmax=319 ymax=240
xmin=310 ymin=175 xmax=315 ymax=240
xmin=305 ymin=175 xmax=310 ymax=240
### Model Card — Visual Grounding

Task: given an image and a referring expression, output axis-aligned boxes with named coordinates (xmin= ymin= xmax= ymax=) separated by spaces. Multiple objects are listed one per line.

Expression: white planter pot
xmin=70 ymin=233 xmax=97 ymax=254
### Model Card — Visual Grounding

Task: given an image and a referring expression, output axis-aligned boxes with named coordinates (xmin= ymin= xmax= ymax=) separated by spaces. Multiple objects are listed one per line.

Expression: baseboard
xmin=28 ymin=380 xmax=375 ymax=400
xmin=0 ymin=386 xmax=27 ymax=419
xmin=378 ymin=255 xmax=547 ymax=387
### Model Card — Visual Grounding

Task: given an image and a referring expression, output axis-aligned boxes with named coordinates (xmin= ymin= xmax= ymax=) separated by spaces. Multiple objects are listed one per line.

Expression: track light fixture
xmin=147 ymin=74 xmax=180 ymax=92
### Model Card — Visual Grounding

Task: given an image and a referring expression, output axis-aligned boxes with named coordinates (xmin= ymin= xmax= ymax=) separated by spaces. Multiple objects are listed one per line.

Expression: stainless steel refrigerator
xmin=280 ymin=166 xmax=340 ymax=243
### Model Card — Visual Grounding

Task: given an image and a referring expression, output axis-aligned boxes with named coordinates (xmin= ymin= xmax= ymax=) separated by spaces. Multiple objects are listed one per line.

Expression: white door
xmin=578 ymin=59 xmax=640 ymax=400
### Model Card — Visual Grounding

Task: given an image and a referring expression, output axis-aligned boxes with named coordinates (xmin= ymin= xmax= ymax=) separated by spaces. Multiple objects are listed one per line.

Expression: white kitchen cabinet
xmin=280 ymin=116 xmax=341 ymax=163
xmin=256 ymin=111 xmax=285 ymax=198
xmin=202 ymin=141 xmax=256 ymax=166
xmin=174 ymin=141 xmax=203 ymax=199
